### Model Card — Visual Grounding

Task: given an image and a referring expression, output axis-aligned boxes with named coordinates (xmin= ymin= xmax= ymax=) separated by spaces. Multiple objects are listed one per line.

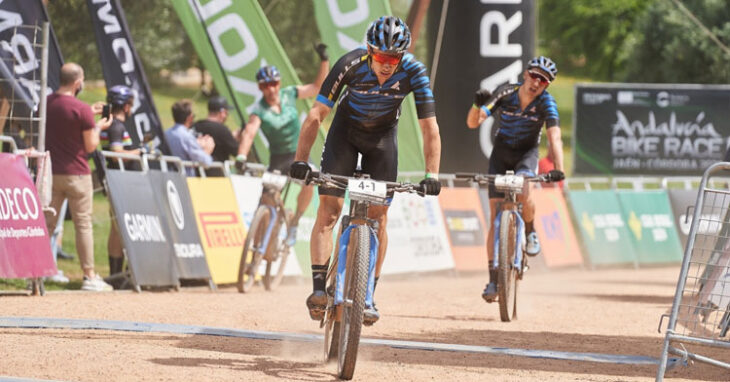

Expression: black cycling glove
xmin=474 ymin=89 xmax=492 ymax=107
xmin=420 ymin=178 xmax=441 ymax=196
xmin=289 ymin=161 xmax=312 ymax=181
xmin=314 ymin=43 xmax=329 ymax=61
xmin=546 ymin=169 xmax=565 ymax=182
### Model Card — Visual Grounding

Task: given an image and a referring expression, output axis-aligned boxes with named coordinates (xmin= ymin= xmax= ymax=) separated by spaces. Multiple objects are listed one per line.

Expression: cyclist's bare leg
xmin=310 ymin=195 xmax=344 ymax=266
xmin=518 ymin=184 xmax=540 ymax=255
xmin=483 ymin=198 xmax=500 ymax=302
xmin=292 ymin=184 xmax=314 ymax=226
xmin=306 ymin=195 xmax=343 ymax=320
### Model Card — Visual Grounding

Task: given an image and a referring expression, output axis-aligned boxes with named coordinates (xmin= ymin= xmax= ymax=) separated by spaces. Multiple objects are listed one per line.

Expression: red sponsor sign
xmin=0 ymin=153 xmax=56 ymax=278
xmin=199 ymin=212 xmax=245 ymax=247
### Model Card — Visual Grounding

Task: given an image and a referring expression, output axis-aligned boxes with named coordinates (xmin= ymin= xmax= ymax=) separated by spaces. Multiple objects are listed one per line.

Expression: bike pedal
xmin=482 ymin=295 xmax=497 ymax=303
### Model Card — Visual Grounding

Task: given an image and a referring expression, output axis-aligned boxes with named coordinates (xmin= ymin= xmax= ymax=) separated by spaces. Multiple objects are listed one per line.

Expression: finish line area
xmin=0 ymin=316 xmax=677 ymax=368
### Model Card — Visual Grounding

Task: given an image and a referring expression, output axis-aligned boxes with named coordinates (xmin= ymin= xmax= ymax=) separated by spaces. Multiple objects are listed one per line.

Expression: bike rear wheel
xmin=237 ymin=205 xmax=269 ymax=293
xmin=498 ymin=211 xmax=519 ymax=322
xmin=337 ymin=225 xmax=369 ymax=380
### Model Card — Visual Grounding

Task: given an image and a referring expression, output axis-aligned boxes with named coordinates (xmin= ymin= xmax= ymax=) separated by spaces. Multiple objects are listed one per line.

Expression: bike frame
xmin=492 ymin=203 xmax=526 ymax=272
xmin=251 ymin=180 xmax=293 ymax=256
xmin=334 ymin=211 xmax=379 ymax=308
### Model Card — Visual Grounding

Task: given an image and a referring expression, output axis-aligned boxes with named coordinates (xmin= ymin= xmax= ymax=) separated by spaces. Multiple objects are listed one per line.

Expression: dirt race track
xmin=1 ymin=266 xmax=729 ymax=381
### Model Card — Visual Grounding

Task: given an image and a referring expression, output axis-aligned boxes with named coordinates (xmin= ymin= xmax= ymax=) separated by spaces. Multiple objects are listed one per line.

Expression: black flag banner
xmin=86 ymin=0 xmax=168 ymax=153
xmin=0 ymin=0 xmax=64 ymax=112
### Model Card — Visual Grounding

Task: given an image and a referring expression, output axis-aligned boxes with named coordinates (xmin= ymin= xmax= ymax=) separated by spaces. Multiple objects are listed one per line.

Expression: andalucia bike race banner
xmin=171 ymin=0 xmax=324 ymax=164
xmin=427 ymin=0 xmax=535 ymax=173
xmin=0 ymin=0 xmax=64 ymax=113
xmin=574 ymin=84 xmax=730 ymax=176
xmin=313 ymin=0 xmax=425 ymax=172
xmin=86 ymin=0 xmax=168 ymax=154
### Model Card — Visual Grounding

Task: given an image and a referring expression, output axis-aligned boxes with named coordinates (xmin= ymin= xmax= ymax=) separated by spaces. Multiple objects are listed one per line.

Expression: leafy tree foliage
xmin=623 ymin=0 xmax=730 ymax=83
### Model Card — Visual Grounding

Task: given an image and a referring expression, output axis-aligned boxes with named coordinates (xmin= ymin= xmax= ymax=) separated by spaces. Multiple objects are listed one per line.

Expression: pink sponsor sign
xmin=0 ymin=153 xmax=56 ymax=278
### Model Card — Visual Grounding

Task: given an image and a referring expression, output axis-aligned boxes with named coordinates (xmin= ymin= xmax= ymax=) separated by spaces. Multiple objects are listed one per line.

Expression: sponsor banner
xmin=106 ymin=170 xmax=178 ymax=287
xmin=382 ymin=194 xmax=454 ymax=274
xmin=438 ymin=187 xmax=488 ymax=271
xmin=312 ymin=0 xmax=425 ymax=171
xmin=148 ymin=171 xmax=210 ymax=280
xmin=567 ymin=190 xmax=637 ymax=266
xmin=428 ymin=0 xmax=535 ymax=173
xmin=616 ymin=190 xmax=683 ymax=264
xmin=230 ymin=174 xmax=301 ymax=276
xmin=171 ymin=0 xmax=324 ymax=164
xmin=187 ymin=177 xmax=245 ymax=284
xmin=574 ymin=84 xmax=730 ymax=175
xmin=0 ymin=153 xmax=55 ymax=278
xmin=0 ymin=0 xmax=63 ymax=114
xmin=86 ymin=0 xmax=168 ymax=153
xmin=532 ymin=188 xmax=583 ymax=268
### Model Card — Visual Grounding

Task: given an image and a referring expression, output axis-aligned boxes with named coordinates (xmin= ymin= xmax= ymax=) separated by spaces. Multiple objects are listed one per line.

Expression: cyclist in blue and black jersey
xmin=466 ymin=56 xmax=565 ymax=302
xmin=289 ymin=16 xmax=442 ymax=326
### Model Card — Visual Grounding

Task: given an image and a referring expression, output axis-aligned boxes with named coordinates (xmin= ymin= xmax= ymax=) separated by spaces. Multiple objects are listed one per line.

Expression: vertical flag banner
xmin=428 ymin=0 xmax=535 ymax=173
xmin=86 ymin=0 xmax=168 ymax=153
xmin=0 ymin=0 xmax=64 ymax=111
xmin=171 ymin=0 xmax=325 ymax=164
xmin=313 ymin=0 xmax=426 ymax=172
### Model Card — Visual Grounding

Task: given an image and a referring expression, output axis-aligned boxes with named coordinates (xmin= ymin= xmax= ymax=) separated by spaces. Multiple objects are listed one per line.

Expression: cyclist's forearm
xmin=238 ymin=128 xmax=255 ymax=156
xmin=466 ymin=105 xmax=486 ymax=128
xmin=295 ymin=111 xmax=321 ymax=161
xmin=547 ymin=126 xmax=564 ymax=171
xmin=420 ymin=117 xmax=441 ymax=174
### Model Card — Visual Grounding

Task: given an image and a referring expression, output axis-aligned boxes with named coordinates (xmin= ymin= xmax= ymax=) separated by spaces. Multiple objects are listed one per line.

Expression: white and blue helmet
xmin=527 ymin=56 xmax=558 ymax=82
xmin=366 ymin=16 xmax=411 ymax=54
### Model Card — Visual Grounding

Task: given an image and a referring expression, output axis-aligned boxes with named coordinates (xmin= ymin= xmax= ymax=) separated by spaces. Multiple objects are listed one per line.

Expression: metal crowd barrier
xmin=657 ymin=162 xmax=730 ymax=380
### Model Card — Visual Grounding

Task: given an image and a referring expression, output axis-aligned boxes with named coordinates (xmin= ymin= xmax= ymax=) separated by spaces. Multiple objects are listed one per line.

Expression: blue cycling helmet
xmin=255 ymin=66 xmax=281 ymax=83
xmin=527 ymin=56 xmax=558 ymax=82
xmin=366 ymin=16 xmax=411 ymax=54
xmin=107 ymin=85 xmax=134 ymax=106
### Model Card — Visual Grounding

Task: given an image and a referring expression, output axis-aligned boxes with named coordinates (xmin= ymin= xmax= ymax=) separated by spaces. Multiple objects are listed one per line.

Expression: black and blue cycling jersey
xmin=316 ymin=47 xmax=435 ymax=132
xmin=482 ymin=83 xmax=559 ymax=150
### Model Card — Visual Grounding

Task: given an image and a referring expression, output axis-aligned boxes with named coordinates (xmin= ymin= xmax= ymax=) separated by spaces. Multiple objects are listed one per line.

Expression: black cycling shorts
xmin=319 ymin=112 xmax=398 ymax=198
xmin=268 ymin=152 xmax=296 ymax=174
xmin=487 ymin=144 xmax=538 ymax=198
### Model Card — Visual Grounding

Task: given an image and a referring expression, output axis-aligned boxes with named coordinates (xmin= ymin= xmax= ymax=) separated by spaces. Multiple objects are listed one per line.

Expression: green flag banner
xmin=312 ymin=0 xmax=426 ymax=172
xmin=616 ymin=190 xmax=683 ymax=264
xmin=171 ymin=0 xmax=325 ymax=164
xmin=567 ymin=190 xmax=638 ymax=266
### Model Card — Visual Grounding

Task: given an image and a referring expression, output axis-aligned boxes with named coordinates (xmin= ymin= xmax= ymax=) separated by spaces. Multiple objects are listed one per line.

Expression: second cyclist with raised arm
xmin=466 ymin=56 xmax=565 ymax=302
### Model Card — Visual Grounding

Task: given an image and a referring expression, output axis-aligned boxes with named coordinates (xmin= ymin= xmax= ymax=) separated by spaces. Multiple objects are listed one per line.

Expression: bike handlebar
xmin=306 ymin=171 xmax=425 ymax=195
xmin=455 ymin=172 xmax=553 ymax=185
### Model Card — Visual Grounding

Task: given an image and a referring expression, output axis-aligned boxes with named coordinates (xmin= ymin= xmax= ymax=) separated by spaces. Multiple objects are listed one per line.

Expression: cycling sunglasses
xmin=527 ymin=71 xmax=550 ymax=85
xmin=258 ymin=80 xmax=280 ymax=88
xmin=371 ymin=51 xmax=403 ymax=66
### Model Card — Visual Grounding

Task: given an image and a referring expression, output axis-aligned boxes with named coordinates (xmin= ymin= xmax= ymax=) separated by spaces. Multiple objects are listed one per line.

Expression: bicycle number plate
xmin=348 ymin=179 xmax=387 ymax=203
xmin=494 ymin=174 xmax=524 ymax=193
xmin=262 ymin=171 xmax=288 ymax=191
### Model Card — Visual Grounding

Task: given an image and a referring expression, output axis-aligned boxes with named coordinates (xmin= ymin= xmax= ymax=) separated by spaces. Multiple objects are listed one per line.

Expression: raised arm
xmin=296 ymin=44 xmax=330 ymax=99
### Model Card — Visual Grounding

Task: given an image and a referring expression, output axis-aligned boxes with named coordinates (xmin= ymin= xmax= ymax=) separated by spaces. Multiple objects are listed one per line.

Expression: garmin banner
xmin=313 ymin=0 xmax=425 ymax=172
xmin=171 ymin=0 xmax=324 ymax=164
xmin=428 ymin=0 xmax=535 ymax=173
xmin=0 ymin=153 xmax=56 ymax=278
xmin=574 ymin=84 xmax=730 ymax=175
xmin=86 ymin=0 xmax=168 ymax=154
xmin=106 ymin=170 xmax=178 ymax=287
xmin=148 ymin=170 xmax=211 ymax=281
xmin=0 ymin=0 xmax=64 ymax=111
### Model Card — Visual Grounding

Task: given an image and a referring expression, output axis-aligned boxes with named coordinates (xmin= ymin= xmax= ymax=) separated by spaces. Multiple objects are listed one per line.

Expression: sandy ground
xmin=1 ymin=266 xmax=729 ymax=381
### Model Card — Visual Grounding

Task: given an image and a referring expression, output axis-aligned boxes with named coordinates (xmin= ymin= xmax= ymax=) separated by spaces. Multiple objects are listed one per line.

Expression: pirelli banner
xmin=106 ymin=170 xmax=178 ymax=287
xmin=574 ymin=84 xmax=730 ymax=175
xmin=187 ymin=177 xmax=246 ymax=285
xmin=148 ymin=171 xmax=210 ymax=281
xmin=428 ymin=0 xmax=536 ymax=173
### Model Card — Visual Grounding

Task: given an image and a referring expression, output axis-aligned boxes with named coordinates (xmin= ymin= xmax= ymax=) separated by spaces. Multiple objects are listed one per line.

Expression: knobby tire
xmin=237 ymin=205 xmax=269 ymax=293
xmin=498 ymin=211 xmax=518 ymax=322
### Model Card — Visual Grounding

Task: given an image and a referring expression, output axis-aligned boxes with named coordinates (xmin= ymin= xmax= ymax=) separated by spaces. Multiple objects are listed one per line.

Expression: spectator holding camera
xmin=44 ymin=63 xmax=113 ymax=292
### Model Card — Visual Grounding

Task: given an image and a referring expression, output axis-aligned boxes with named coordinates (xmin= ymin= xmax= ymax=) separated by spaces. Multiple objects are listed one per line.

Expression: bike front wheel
xmin=498 ymin=211 xmax=519 ymax=322
xmin=337 ymin=225 xmax=369 ymax=380
xmin=263 ymin=222 xmax=288 ymax=291
xmin=237 ymin=205 xmax=270 ymax=293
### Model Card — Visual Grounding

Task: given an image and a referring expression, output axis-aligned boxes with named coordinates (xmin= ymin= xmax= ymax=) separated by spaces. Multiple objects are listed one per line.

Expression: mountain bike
xmin=307 ymin=171 xmax=424 ymax=380
xmin=456 ymin=171 xmax=553 ymax=322
xmin=237 ymin=163 xmax=293 ymax=293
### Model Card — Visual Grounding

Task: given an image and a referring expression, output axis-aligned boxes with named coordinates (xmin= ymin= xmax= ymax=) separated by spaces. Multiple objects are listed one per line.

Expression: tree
xmin=539 ymin=0 xmax=653 ymax=81
xmin=622 ymin=0 xmax=730 ymax=83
